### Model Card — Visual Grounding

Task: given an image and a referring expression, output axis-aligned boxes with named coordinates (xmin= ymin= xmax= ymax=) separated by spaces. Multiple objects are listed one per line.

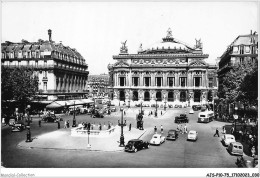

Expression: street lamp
xmin=87 ymin=123 xmax=91 ymax=148
xmin=25 ymin=126 xmax=32 ymax=142
xmin=155 ymin=98 xmax=158 ymax=117
xmin=26 ymin=105 xmax=31 ymax=126
xmin=118 ymin=108 xmax=126 ymax=147
xmin=72 ymin=101 xmax=76 ymax=127
xmin=140 ymin=101 xmax=143 ymax=114
xmin=233 ymin=104 xmax=238 ymax=136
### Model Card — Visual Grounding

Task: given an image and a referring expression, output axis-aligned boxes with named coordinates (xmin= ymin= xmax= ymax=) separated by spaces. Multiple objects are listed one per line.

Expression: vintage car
xmin=236 ymin=155 xmax=258 ymax=168
xmin=187 ymin=130 xmax=198 ymax=141
xmin=150 ymin=134 xmax=166 ymax=145
xmin=124 ymin=139 xmax=150 ymax=153
xmin=192 ymin=105 xmax=201 ymax=111
xmin=227 ymin=142 xmax=243 ymax=156
xmin=166 ymin=129 xmax=178 ymax=140
xmin=12 ymin=122 xmax=25 ymax=132
xmin=42 ymin=114 xmax=57 ymax=122
xmin=92 ymin=110 xmax=104 ymax=118
xmin=9 ymin=118 xmax=16 ymax=126
xmin=175 ymin=114 xmax=189 ymax=123
xmin=222 ymin=134 xmax=236 ymax=146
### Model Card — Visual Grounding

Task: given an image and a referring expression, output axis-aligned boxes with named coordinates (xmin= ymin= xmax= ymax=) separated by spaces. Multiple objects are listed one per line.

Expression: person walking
xmin=180 ymin=125 xmax=183 ymax=134
xmin=154 ymin=126 xmax=157 ymax=134
xmin=38 ymin=119 xmax=41 ymax=127
xmin=161 ymin=111 xmax=163 ymax=115
xmin=184 ymin=124 xmax=187 ymax=134
xmin=177 ymin=123 xmax=180 ymax=131
xmin=57 ymin=121 xmax=60 ymax=129
xmin=67 ymin=120 xmax=70 ymax=128
xmin=251 ymin=146 xmax=256 ymax=157
xmin=230 ymin=127 xmax=234 ymax=135
xmin=129 ymin=123 xmax=132 ymax=131
xmin=160 ymin=125 xmax=163 ymax=134
xmin=214 ymin=128 xmax=220 ymax=137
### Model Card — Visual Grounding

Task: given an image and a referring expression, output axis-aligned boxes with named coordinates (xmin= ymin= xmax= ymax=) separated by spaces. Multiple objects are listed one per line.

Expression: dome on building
xmin=139 ymin=28 xmax=194 ymax=54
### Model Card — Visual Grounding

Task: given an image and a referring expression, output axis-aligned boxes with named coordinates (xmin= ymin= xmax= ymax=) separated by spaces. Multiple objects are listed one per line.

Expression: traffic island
xmin=17 ymin=126 xmax=147 ymax=152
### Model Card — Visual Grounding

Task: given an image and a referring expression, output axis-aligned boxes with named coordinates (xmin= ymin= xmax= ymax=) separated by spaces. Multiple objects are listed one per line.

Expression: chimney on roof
xmin=48 ymin=29 xmax=52 ymax=42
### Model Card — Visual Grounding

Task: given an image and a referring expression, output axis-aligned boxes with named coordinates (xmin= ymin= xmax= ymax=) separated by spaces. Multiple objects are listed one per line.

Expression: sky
xmin=1 ymin=1 xmax=258 ymax=75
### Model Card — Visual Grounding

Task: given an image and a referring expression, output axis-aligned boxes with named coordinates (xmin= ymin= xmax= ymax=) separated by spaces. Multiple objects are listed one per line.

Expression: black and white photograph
xmin=1 ymin=1 xmax=259 ymax=177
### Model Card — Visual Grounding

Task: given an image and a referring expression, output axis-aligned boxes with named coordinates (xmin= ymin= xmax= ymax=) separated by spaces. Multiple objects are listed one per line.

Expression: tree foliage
xmin=1 ymin=66 xmax=39 ymax=105
xmin=218 ymin=60 xmax=257 ymax=106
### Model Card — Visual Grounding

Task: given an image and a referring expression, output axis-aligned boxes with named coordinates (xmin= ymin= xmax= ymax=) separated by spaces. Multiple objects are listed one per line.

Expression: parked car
xmin=150 ymin=134 xmax=166 ymax=145
xmin=227 ymin=142 xmax=243 ymax=156
xmin=174 ymin=105 xmax=179 ymax=108
xmin=12 ymin=122 xmax=25 ymax=132
xmin=168 ymin=104 xmax=173 ymax=108
xmin=236 ymin=155 xmax=258 ymax=168
xmin=9 ymin=118 xmax=16 ymax=126
xmin=124 ymin=139 xmax=150 ymax=153
xmin=42 ymin=114 xmax=57 ymax=122
xmin=175 ymin=114 xmax=189 ymax=123
xmin=192 ymin=105 xmax=201 ymax=111
xmin=187 ymin=130 xmax=198 ymax=141
xmin=166 ymin=130 xmax=178 ymax=140
xmin=222 ymin=134 xmax=236 ymax=146
xmin=92 ymin=110 xmax=104 ymax=118
xmin=189 ymin=109 xmax=194 ymax=114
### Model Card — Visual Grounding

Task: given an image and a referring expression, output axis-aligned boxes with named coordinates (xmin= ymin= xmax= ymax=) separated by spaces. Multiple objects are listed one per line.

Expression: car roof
xmin=225 ymin=134 xmax=234 ymax=137
xmin=168 ymin=129 xmax=176 ymax=132
xmin=231 ymin=142 xmax=243 ymax=146
xmin=153 ymin=134 xmax=161 ymax=136
xmin=128 ymin=139 xmax=141 ymax=142
xmin=189 ymin=130 xmax=196 ymax=133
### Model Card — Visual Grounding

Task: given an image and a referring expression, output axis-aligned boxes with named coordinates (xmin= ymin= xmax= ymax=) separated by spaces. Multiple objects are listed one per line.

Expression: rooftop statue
xmin=195 ymin=38 xmax=203 ymax=49
xmin=166 ymin=28 xmax=173 ymax=38
xmin=120 ymin=40 xmax=128 ymax=54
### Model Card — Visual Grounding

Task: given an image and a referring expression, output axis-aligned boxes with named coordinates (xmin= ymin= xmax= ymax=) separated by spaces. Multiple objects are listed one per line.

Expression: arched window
xmin=133 ymin=91 xmax=138 ymax=101
xmin=180 ymin=91 xmax=186 ymax=102
xmin=144 ymin=91 xmax=150 ymax=101
xmin=168 ymin=91 xmax=174 ymax=102
xmin=119 ymin=90 xmax=125 ymax=101
xmin=156 ymin=92 xmax=162 ymax=101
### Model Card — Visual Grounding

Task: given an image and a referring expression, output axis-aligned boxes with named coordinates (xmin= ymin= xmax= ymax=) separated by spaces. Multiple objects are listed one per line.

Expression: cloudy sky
xmin=2 ymin=1 xmax=258 ymax=75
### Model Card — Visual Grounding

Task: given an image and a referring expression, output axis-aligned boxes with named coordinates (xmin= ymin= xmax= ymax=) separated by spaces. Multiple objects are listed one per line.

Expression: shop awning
xmin=46 ymin=101 xmax=63 ymax=109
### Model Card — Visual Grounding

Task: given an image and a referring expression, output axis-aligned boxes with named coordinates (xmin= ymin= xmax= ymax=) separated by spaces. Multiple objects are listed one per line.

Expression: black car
xmin=42 ymin=114 xmax=57 ymax=122
xmin=192 ymin=105 xmax=201 ymax=111
xmin=175 ymin=114 xmax=189 ymax=123
xmin=166 ymin=130 xmax=178 ymax=140
xmin=125 ymin=139 xmax=150 ymax=153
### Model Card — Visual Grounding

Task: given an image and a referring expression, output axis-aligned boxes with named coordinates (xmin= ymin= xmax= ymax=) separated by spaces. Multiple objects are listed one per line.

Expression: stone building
xmin=1 ymin=29 xmax=89 ymax=101
xmin=87 ymin=74 xmax=110 ymax=97
xmin=108 ymin=28 xmax=218 ymax=106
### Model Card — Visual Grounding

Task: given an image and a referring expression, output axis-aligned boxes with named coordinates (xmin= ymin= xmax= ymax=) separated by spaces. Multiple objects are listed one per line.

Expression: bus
xmin=198 ymin=111 xmax=214 ymax=123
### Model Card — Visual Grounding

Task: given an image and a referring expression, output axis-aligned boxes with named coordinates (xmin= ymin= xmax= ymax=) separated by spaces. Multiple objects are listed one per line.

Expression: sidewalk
xmin=18 ymin=126 xmax=147 ymax=152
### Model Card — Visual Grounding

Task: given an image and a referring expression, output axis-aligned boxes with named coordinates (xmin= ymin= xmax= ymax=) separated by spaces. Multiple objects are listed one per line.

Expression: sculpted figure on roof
xmin=120 ymin=40 xmax=128 ymax=54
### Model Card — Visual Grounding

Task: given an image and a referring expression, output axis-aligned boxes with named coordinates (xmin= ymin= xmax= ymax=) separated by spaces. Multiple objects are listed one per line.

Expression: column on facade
xmin=200 ymin=77 xmax=202 ymax=87
xmin=128 ymin=71 xmax=131 ymax=87
xmin=140 ymin=72 xmax=143 ymax=86
xmin=151 ymin=73 xmax=155 ymax=86
xmin=175 ymin=72 xmax=178 ymax=87
xmin=163 ymin=72 xmax=166 ymax=87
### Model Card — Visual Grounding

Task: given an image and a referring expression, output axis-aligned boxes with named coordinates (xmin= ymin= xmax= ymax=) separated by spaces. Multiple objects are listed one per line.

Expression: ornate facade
xmin=108 ymin=28 xmax=218 ymax=106
xmin=1 ymin=29 xmax=89 ymax=101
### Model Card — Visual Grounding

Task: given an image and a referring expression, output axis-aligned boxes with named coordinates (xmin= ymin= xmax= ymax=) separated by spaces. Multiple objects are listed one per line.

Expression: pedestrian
xmin=223 ymin=127 xmax=226 ymax=135
xmin=161 ymin=111 xmax=162 ymax=115
xmin=64 ymin=120 xmax=67 ymax=128
xmin=251 ymin=146 xmax=256 ymax=157
xmin=38 ymin=119 xmax=41 ymax=127
xmin=129 ymin=123 xmax=132 ymax=131
xmin=67 ymin=120 xmax=70 ymax=128
xmin=91 ymin=124 xmax=94 ymax=130
xmin=161 ymin=125 xmax=163 ymax=134
xmin=180 ymin=125 xmax=183 ymax=134
xmin=184 ymin=124 xmax=187 ymax=134
xmin=154 ymin=126 xmax=157 ymax=134
xmin=99 ymin=123 xmax=102 ymax=130
xmin=214 ymin=128 xmax=220 ymax=137
xmin=230 ymin=127 xmax=234 ymax=135
xmin=124 ymin=111 xmax=126 ymax=115
xmin=57 ymin=121 xmax=60 ymax=129
xmin=177 ymin=123 xmax=180 ymax=131
xmin=151 ymin=111 xmax=153 ymax=115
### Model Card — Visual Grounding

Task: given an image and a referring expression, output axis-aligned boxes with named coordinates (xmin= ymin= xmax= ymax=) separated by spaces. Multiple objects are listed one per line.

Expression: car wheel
xmin=134 ymin=148 xmax=138 ymax=153
xmin=146 ymin=145 xmax=150 ymax=149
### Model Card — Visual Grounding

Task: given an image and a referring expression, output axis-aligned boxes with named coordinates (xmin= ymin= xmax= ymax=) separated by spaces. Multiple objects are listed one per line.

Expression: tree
xmin=218 ymin=60 xmax=257 ymax=108
xmin=1 ymin=66 xmax=39 ymax=112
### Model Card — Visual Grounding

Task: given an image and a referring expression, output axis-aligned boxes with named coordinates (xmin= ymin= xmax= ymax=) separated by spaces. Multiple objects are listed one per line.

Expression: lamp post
xmin=155 ymin=98 xmax=158 ymax=117
xmin=233 ymin=104 xmax=238 ymax=136
xmin=26 ymin=105 xmax=31 ymax=126
xmin=25 ymin=126 xmax=32 ymax=142
xmin=87 ymin=123 xmax=91 ymax=148
xmin=118 ymin=108 xmax=126 ymax=147
xmin=72 ymin=101 xmax=76 ymax=127
xmin=140 ymin=101 xmax=143 ymax=114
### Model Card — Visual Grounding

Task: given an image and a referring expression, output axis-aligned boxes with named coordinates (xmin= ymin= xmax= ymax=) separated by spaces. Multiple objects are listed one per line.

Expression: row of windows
xmin=233 ymin=45 xmax=258 ymax=55
xmin=2 ymin=51 xmax=84 ymax=65
xmin=118 ymin=77 xmax=214 ymax=87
